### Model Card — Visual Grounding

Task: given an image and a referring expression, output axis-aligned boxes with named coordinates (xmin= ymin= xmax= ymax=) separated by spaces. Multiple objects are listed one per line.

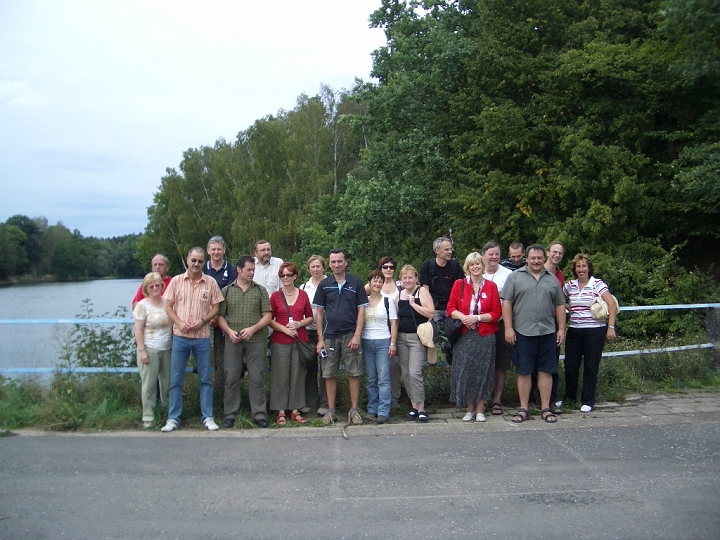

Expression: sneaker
xmin=580 ymin=405 xmax=593 ymax=413
xmin=317 ymin=407 xmax=329 ymax=416
xmin=322 ymin=411 xmax=337 ymax=425
xmin=160 ymin=419 xmax=179 ymax=432
xmin=142 ymin=421 xmax=152 ymax=429
xmin=377 ymin=416 xmax=388 ymax=425
xmin=349 ymin=409 xmax=363 ymax=425
xmin=203 ymin=417 xmax=219 ymax=431
xmin=462 ymin=412 xmax=474 ymax=422
xmin=224 ymin=417 xmax=235 ymax=429
xmin=476 ymin=413 xmax=486 ymax=422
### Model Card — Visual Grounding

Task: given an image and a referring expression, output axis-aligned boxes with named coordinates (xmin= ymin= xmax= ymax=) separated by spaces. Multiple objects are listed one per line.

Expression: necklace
xmin=283 ymin=288 xmax=297 ymax=296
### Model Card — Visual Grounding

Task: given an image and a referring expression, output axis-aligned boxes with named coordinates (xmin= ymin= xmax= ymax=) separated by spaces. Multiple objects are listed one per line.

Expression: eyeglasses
xmin=280 ymin=274 xmax=296 ymax=278
xmin=189 ymin=258 xmax=203 ymax=264
xmin=148 ymin=283 xmax=163 ymax=289
xmin=381 ymin=265 xmax=395 ymax=270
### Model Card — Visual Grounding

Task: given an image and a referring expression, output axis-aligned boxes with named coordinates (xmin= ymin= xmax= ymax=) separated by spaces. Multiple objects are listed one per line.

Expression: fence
xmin=1 ymin=303 xmax=719 ymax=374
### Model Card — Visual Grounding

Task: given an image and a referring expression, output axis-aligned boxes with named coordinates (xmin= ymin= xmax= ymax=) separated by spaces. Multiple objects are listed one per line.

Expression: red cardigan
xmin=446 ymin=277 xmax=501 ymax=336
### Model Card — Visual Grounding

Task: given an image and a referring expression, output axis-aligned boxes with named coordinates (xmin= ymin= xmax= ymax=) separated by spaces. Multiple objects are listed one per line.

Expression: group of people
xmin=131 ymin=235 xmax=617 ymax=431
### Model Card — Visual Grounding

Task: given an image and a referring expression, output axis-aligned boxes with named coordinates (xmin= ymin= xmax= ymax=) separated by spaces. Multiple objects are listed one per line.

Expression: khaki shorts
xmin=321 ymin=333 xmax=364 ymax=378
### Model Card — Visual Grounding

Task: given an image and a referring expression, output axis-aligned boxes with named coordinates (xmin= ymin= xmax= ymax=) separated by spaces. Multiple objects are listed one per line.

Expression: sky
xmin=0 ymin=0 xmax=387 ymax=238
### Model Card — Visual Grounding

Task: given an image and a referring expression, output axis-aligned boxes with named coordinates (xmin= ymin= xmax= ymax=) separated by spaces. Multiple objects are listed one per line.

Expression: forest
xmin=0 ymin=214 xmax=142 ymax=282
xmin=134 ymin=0 xmax=718 ymax=330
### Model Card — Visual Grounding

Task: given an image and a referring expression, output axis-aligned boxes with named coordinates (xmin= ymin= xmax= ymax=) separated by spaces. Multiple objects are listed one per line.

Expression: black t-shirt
xmin=419 ymin=258 xmax=464 ymax=310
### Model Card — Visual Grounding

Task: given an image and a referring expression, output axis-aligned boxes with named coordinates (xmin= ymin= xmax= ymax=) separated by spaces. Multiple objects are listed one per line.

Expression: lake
xmin=0 ymin=279 xmax=141 ymax=372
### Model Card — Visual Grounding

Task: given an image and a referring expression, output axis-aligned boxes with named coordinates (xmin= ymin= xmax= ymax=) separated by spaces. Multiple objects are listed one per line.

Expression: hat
xmin=416 ymin=320 xmax=439 ymax=348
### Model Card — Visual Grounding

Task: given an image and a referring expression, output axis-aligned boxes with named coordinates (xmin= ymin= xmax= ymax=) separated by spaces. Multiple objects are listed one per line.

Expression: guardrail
xmin=1 ymin=303 xmax=719 ymax=373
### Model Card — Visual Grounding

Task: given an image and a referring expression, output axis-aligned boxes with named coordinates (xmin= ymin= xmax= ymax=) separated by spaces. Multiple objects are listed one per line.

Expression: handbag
xmin=444 ymin=279 xmax=465 ymax=345
xmin=279 ymin=290 xmax=316 ymax=367
xmin=590 ymin=281 xmax=619 ymax=321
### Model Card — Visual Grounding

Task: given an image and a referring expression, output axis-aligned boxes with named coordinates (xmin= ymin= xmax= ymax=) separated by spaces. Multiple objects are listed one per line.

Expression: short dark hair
xmin=481 ymin=241 xmax=499 ymax=255
xmin=509 ymin=242 xmax=524 ymax=252
xmin=378 ymin=256 xmax=397 ymax=270
xmin=235 ymin=255 xmax=255 ymax=270
xmin=329 ymin=249 xmax=347 ymax=260
xmin=367 ymin=269 xmax=383 ymax=283
xmin=254 ymin=239 xmax=271 ymax=251
xmin=526 ymin=244 xmax=546 ymax=257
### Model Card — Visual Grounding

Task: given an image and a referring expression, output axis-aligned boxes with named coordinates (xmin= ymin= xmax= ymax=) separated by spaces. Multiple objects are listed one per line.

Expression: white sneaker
xmin=203 ymin=417 xmax=219 ymax=431
xmin=555 ymin=400 xmax=563 ymax=408
xmin=160 ymin=419 xmax=179 ymax=432
xmin=476 ymin=413 xmax=486 ymax=422
xmin=462 ymin=412 xmax=474 ymax=422
xmin=580 ymin=405 xmax=593 ymax=413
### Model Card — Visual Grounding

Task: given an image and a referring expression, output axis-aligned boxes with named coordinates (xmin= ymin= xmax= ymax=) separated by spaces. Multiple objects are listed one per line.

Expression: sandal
xmin=512 ymin=408 xmax=531 ymax=423
xmin=540 ymin=408 xmax=557 ymax=424
xmin=417 ymin=411 xmax=429 ymax=423
xmin=491 ymin=403 xmax=503 ymax=416
xmin=289 ymin=411 xmax=307 ymax=424
xmin=276 ymin=412 xmax=287 ymax=426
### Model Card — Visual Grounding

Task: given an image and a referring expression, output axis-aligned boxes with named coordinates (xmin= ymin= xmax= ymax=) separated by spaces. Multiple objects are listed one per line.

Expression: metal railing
xmin=1 ymin=303 xmax=719 ymax=374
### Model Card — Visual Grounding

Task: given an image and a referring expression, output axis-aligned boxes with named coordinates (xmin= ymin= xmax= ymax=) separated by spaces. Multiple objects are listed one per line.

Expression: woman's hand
xmin=138 ymin=349 xmax=149 ymax=365
xmin=461 ymin=314 xmax=477 ymax=329
xmin=606 ymin=326 xmax=616 ymax=341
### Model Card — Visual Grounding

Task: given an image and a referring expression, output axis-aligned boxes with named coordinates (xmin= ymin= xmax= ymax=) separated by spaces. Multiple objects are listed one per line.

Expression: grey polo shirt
xmin=501 ymin=266 xmax=564 ymax=336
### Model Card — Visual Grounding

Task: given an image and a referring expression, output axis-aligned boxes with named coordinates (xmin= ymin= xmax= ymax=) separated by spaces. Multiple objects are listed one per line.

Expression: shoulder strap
xmin=384 ymin=296 xmax=391 ymax=334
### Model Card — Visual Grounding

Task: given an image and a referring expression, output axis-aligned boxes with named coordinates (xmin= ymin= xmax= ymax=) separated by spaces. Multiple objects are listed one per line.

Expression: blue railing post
xmin=708 ymin=306 xmax=720 ymax=369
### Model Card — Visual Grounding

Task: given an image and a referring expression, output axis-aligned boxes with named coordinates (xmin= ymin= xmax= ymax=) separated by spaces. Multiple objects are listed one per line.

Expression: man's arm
xmin=555 ymin=303 xmax=565 ymax=346
xmin=502 ymin=300 xmax=516 ymax=345
xmin=348 ymin=305 xmax=365 ymax=351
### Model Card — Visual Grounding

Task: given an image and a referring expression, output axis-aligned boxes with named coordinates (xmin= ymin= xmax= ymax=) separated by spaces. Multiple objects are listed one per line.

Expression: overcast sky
xmin=0 ymin=0 xmax=386 ymax=238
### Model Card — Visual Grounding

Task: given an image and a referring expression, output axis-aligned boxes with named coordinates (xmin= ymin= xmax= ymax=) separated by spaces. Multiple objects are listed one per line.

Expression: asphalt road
xmin=2 ymin=418 xmax=719 ymax=539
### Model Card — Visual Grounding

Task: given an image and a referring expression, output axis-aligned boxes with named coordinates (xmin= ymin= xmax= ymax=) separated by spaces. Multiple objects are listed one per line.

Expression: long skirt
xmin=450 ymin=331 xmax=495 ymax=407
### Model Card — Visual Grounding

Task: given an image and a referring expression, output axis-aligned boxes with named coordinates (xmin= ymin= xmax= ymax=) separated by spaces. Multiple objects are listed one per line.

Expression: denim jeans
xmin=362 ymin=337 xmax=392 ymax=418
xmin=168 ymin=335 xmax=213 ymax=422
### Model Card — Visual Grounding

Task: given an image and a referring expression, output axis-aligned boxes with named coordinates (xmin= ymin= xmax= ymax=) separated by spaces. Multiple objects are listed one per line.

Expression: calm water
xmin=0 ymin=279 xmax=141 ymax=370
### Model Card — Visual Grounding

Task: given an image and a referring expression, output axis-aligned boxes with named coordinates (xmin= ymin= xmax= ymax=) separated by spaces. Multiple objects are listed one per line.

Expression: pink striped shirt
xmin=164 ymin=272 xmax=224 ymax=339
xmin=563 ymin=277 xmax=610 ymax=329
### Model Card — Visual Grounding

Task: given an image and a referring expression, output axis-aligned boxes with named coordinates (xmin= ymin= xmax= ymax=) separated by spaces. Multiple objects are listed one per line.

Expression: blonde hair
xmin=399 ymin=264 xmax=418 ymax=278
xmin=306 ymin=254 xmax=326 ymax=269
xmin=141 ymin=272 xmax=164 ymax=297
xmin=462 ymin=252 xmax=485 ymax=275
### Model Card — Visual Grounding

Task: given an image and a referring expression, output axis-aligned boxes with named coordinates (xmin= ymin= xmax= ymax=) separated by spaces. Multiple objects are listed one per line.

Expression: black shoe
xmin=224 ymin=417 xmax=235 ymax=429
xmin=403 ymin=408 xmax=418 ymax=421
xmin=254 ymin=418 xmax=269 ymax=428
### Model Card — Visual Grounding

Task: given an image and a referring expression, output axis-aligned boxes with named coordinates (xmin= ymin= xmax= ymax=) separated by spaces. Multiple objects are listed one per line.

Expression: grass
xmin=1 ymin=335 xmax=718 ymax=431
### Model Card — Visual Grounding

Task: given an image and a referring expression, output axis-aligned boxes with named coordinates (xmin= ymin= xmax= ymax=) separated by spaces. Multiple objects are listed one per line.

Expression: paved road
xmin=2 ymin=394 xmax=720 ymax=539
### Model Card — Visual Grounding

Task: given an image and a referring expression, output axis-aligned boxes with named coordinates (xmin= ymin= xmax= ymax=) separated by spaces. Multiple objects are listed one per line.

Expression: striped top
xmin=563 ymin=277 xmax=610 ymax=329
xmin=165 ymin=272 xmax=224 ymax=339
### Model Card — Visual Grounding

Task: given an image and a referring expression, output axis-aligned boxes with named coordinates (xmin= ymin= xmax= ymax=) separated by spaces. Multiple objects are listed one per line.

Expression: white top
xmin=300 ymin=277 xmax=324 ymax=330
xmin=483 ymin=265 xmax=512 ymax=320
xmin=362 ymin=296 xmax=397 ymax=340
xmin=133 ymin=298 xmax=173 ymax=351
xmin=564 ymin=276 xmax=610 ymax=328
xmin=253 ymin=256 xmax=283 ymax=295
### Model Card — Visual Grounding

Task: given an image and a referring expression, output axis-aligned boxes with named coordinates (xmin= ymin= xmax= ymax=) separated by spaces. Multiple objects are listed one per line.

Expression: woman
xmin=133 ymin=272 xmax=173 ymax=428
xmin=300 ymin=255 xmax=328 ymax=416
xmin=362 ymin=270 xmax=398 ymax=424
xmin=366 ymin=256 xmax=402 ymax=409
xmin=561 ymin=254 xmax=617 ymax=413
xmin=447 ymin=253 xmax=502 ymax=422
xmin=269 ymin=262 xmax=314 ymax=425
xmin=396 ymin=264 xmax=435 ymax=423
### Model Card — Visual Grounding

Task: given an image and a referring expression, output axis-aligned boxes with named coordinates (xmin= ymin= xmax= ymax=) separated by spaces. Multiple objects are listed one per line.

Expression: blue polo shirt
xmin=312 ymin=273 xmax=369 ymax=339
xmin=203 ymin=261 xmax=237 ymax=290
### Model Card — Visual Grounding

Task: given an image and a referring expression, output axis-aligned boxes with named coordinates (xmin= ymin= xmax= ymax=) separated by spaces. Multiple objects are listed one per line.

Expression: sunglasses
xmin=381 ymin=265 xmax=395 ymax=270
xmin=280 ymin=273 xmax=296 ymax=278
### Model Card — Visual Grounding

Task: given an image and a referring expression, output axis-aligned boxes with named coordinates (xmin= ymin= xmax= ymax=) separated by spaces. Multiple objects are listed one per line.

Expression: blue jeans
xmin=168 ymin=335 xmax=213 ymax=422
xmin=362 ymin=337 xmax=392 ymax=418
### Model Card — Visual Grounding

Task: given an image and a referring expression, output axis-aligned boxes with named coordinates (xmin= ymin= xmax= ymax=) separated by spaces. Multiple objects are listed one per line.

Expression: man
xmin=202 ymin=236 xmax=237 ymax=389
xmin=501 ymin=244 xmax=566 ymax=424
xmin=500 ymin=242 xmax=526 ymax=271
xmin=420 ymin=237 xmax=464 ymax=363
xmin=313 ymin=249 xmax=369 ymax=425
xmin=161 ymin=247 xmax=224 ymax=432
xmin=481 ymin=242 xmax=513 ymax=415
xmin=131 ymin=254 xmax=172 ymax=309
xmin=216 ymin=255 xmax=272 ymax=428
xmin=253 ymin=240 xmax=283 ymax=295
xmin=543 ymin=241 xmax=565 ymax=413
